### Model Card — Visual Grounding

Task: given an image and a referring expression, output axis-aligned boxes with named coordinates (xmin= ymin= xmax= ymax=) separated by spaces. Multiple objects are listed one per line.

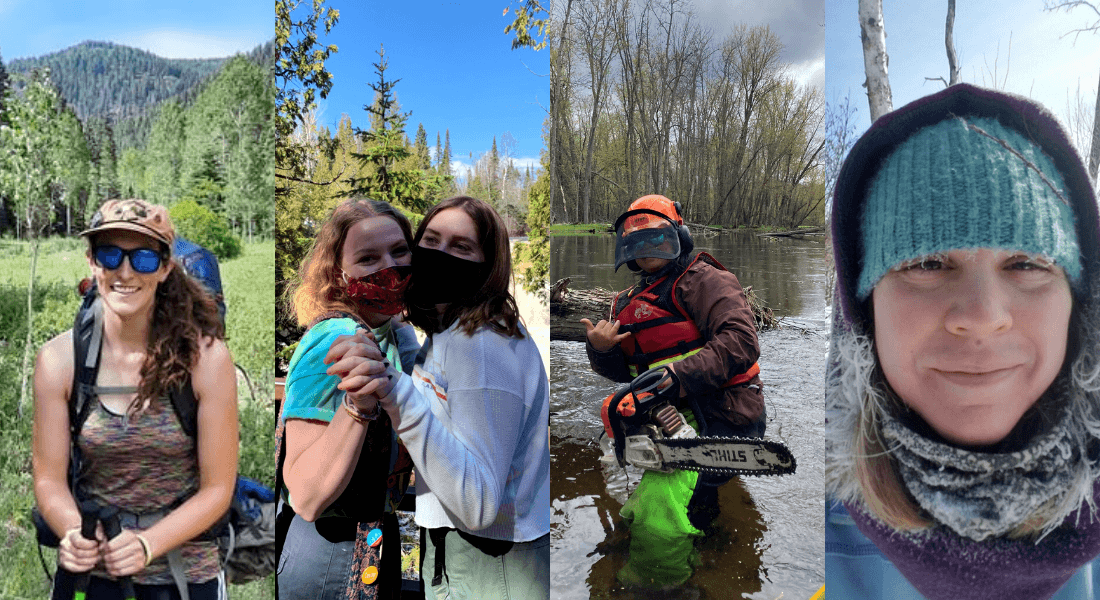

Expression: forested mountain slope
xmin=8 ymin=40 xmax=273 ymax=150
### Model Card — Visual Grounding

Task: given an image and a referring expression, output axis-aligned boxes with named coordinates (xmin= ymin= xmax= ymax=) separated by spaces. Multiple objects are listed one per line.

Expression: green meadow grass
xmin=0 ymin=239 xmax=275 ymax=598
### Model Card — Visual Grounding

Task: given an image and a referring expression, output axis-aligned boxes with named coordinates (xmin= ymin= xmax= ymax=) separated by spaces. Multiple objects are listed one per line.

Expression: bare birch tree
xmin=1045 ymin=0 xmax=1100 ymax=182
xmin=859 ymin=0 xmax=893 ymax=121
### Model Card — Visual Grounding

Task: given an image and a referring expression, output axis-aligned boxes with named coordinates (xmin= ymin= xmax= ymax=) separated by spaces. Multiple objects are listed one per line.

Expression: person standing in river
xmin=580 ymin=194 xmax=765 ymax=587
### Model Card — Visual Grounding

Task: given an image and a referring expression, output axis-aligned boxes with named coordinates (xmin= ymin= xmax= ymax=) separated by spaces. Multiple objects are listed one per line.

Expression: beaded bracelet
xmin=343 ymin=394 xmax=381 ymax=423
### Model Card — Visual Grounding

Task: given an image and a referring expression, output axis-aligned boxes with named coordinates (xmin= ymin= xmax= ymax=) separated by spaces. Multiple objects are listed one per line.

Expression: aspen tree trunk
xmin=859 ymin=0 xmax=893 ymax=121
xmin=946 ymin=0 xmax=960 ymax=85
xmin=19 ymin=235 xmax=40 ymax=417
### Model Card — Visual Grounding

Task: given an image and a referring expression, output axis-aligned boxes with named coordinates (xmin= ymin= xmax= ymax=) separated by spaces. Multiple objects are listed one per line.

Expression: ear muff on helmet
xmin=670 ymin=202 xmax=694 ymax=256
xmin=678 ymin=224 xmax=694 ymax=256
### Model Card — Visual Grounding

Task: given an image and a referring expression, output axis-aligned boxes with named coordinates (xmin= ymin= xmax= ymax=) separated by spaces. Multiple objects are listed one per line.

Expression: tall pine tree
xmin=414 ymin=123 xmax=430 ymax=170
xmin=0 ymin=49 xmax=10 ymax=126
xmin=348 ymin=45 xmax=427 ymax=211
xmin=442 ymin=129 xmax=452 ymax=178
xmin=435 ymin=131 xmax=443 ymax=173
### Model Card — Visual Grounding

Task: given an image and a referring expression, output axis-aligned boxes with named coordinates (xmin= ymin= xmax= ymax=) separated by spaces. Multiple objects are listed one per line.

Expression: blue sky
xmin=311 ymin=1 xmax=550 ymax=179
xmin=825 ymin=0 xmax=1100 ymax=145
xmin=0 ymin=0 xmax=270 ymax=60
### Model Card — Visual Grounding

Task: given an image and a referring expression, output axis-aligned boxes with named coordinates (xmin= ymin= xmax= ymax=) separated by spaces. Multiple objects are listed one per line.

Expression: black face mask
xmin=409 ymin=245 xmax=491 ymax=307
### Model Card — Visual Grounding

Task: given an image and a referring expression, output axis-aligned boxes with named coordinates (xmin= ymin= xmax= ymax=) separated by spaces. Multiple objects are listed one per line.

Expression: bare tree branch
xmin=1045 ymin=0 xmax=1100 ymax=43
xmin=956 ymin=115 xmax=1071 ymax=205
xmin=946 ymin=0 xmax=960 ymax=85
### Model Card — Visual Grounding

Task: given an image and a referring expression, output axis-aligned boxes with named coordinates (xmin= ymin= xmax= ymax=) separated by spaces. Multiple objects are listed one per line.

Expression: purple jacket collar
xmin=846 ymin=485 xmax=1100 ymax=600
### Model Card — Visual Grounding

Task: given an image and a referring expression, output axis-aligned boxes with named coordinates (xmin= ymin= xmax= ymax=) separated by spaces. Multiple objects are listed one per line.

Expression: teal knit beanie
xmin=858 ymin=116 xmax=1080 ymax=299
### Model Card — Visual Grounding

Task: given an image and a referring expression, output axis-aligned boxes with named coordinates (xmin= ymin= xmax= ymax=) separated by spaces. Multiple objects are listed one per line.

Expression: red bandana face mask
xmin=340 ymin=265 xmax=412 ymax=315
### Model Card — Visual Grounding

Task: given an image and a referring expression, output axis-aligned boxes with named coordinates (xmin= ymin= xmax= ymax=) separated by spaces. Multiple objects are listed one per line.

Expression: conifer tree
xmin=414 ymin=123 xmax=431 ymax=170
xmin=0 ymin=49 xmax=9 ymax=126
xmin=489 ymin=136 xmax=501 ymax=204
xmin=435 ymin=131 xmax=443 ymax=173
xmin=442 ymin=129 xmax=452 ymax=178
xmin=349 ymin=45 xmax=428 ymax=211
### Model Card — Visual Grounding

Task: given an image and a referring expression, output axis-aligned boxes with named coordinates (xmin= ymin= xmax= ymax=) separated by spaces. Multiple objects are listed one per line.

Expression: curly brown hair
xmin=87 ymin=237 xmax=225 ymax=413
xmin=139 ymin=265 xmax=225 ymax=410
xmin=405 ymin=196 xmax=523 ymax=339
xmin=286 ymin=198 xmax=414 ymax=327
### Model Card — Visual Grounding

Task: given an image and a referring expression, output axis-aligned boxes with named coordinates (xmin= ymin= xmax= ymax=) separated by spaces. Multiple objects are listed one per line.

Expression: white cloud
xmin=447 ymin=157 xmax=542 ymax=177
xmin=787 ymin=55 xmax=825 ymax=91
xmin=510 ymin=156 xmax=543 ymax=173
xmin=450 ymin=159 xmax=473 ymax=182
xmin=116 ymin=29 xmax=262 ymax=59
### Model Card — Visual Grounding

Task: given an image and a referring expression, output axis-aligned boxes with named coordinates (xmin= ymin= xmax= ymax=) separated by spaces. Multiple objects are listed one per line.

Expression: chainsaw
xmin=599 ymin=367 xmax=796 ymax=477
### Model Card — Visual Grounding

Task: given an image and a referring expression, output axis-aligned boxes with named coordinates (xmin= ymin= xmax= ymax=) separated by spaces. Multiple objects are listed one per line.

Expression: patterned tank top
xmin=77 ymin=388 xmax=220 ymax=585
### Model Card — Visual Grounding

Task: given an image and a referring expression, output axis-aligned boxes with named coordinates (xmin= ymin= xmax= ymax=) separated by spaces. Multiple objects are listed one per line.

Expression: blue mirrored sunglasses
xmin=94 ymin=245 xmax=165 ymax=274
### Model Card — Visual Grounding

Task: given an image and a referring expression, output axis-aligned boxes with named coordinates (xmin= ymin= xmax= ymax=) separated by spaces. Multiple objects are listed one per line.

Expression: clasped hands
xmin=58 ymin=524 xmax=147 ymax=576
xmin=324 ymin=329 xmax=398 ymax=415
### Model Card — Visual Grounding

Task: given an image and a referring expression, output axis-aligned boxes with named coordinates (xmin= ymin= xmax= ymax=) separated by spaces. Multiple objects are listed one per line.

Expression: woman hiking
xmin=34 ymin=198 xmax=238 ymax=600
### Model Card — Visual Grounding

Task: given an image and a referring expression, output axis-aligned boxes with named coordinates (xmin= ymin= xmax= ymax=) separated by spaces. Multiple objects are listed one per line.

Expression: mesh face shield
xmin=614 ymin=210 xmax=681 ymax=271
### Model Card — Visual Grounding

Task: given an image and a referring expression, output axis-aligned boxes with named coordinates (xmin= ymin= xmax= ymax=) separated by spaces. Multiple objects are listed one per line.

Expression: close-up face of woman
xmin=88 ymin=229 xmax=172 ymax=319
xmin=338 ymin=215 xmax=412 ymax=281
xmin=418 ymin=207 xmax=485 ymax=263
xmin=872 ymin=247 xmax=1073 ymax=447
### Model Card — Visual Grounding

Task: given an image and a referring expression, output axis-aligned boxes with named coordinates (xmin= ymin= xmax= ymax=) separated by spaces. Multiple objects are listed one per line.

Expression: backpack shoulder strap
xmin=169 ymin=379 xmax=199 ymax=441
xmin=71 ymin=288 xmax=103 ymax=439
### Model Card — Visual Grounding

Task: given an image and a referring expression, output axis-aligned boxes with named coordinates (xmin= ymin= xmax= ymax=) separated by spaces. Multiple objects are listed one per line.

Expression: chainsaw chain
xmin=659 ymin=436 xmax=797 ymax=477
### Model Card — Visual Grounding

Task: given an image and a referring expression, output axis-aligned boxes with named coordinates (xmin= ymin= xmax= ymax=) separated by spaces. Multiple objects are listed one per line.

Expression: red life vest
xmin=611 ymin=252 xmax=760 ymax=385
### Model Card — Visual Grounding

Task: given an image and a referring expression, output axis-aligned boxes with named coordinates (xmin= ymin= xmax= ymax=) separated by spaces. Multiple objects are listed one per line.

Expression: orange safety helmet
xmin=614 ymin=195 xmax=691 ymax=271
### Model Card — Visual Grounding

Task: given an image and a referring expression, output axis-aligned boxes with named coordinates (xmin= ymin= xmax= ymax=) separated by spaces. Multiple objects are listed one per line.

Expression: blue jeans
xmin=277 ymin=512 xmax=356 ymax=600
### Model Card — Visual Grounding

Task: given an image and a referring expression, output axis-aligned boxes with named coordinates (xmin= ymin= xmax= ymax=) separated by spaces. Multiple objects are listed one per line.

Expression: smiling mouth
xmin=932 ymin=366 xmax=1020 ymax=386
xmin=110 ymin=284 xmax=139 ymax=294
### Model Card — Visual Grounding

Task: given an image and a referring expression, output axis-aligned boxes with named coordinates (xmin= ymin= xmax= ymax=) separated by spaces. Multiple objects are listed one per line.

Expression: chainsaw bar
xmin=657 ymin=436 xmax=796 ymax=477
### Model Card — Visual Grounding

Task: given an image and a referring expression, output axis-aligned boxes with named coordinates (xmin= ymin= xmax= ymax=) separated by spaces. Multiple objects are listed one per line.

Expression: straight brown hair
xmin=405 ymin=196 xmax=523 ymax=338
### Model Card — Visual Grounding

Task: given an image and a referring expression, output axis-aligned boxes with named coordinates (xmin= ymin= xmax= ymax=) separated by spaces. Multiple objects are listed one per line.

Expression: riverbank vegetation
xmin=546 ymin=0 xmax=832 ymax=229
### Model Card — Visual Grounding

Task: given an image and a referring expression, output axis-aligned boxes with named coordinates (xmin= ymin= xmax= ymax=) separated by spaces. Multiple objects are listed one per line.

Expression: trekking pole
xmin=72 ymin=502 xmax=98 ymax=600
xmin=100 ymin=509 xmax=137 ymax=600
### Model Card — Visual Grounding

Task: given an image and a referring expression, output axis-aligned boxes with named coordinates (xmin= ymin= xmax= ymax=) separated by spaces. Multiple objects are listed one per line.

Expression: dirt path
xmin=510 ymin=240 xmax=550 ymax=374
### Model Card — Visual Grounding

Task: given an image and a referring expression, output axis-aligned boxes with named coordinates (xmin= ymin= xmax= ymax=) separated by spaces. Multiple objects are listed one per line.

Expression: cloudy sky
xmin=692 ymin=0 xmax=826 ymax=90
xmin=825 ymin=0 xmax=1100 ymax=141
xmin=0 ymin=0 xmax=269 ymax=60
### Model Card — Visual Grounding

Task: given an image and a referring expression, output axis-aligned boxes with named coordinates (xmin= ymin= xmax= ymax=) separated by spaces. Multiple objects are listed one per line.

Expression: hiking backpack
xmin=31 ymin=237 xmax=275 ymax=590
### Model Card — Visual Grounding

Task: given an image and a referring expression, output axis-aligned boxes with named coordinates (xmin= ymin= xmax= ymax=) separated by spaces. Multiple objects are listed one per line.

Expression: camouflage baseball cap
xmin=80 ymin=199 xmax=175 ymax=246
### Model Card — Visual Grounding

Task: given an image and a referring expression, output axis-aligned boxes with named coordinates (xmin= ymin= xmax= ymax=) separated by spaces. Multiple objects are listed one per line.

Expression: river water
xmin=550 ymin=231 xmax=830 ymax=600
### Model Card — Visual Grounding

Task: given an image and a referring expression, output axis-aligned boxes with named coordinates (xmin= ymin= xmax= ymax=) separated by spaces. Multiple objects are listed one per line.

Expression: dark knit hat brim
xmin=831 ymin=83 xmax=1100 ymax=329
